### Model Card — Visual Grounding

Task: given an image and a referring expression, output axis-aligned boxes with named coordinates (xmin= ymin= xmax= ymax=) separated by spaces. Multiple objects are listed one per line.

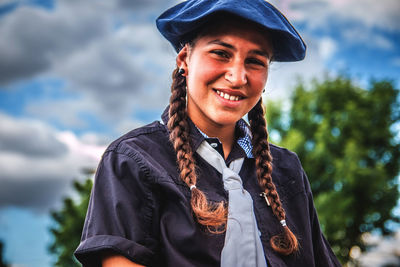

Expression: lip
xmin=213 ymin=88 xmax=246 ymax=98
xmin=213 ymin=88 xmax=244 ymax=108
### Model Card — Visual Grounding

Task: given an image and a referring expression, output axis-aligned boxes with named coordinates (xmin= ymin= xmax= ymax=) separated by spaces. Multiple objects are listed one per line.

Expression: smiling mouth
xmin=215 ymin=90 xmax=243 ymax=101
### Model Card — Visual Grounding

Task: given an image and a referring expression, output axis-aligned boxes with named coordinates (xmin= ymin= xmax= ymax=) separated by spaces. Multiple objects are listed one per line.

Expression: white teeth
xmin=215 ymin=90 xmax=241 ymax=101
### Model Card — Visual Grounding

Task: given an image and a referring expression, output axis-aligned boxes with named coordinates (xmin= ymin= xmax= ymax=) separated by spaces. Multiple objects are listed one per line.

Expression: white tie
xmin=196 ymin=141 xmax=267 ymax=267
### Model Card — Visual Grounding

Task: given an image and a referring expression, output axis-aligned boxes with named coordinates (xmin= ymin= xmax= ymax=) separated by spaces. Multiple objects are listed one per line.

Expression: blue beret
xmin=156 ymin=0 xmax=306 ymax=62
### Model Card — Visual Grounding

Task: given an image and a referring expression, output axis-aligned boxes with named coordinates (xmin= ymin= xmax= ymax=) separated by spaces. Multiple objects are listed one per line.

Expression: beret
xmin=156 ymin=0 xmax=306 ymax=62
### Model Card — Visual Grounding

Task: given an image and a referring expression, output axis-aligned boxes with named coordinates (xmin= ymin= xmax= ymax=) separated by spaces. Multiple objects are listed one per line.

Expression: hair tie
xmin=190 ymin=184 xmax=196 ymax=191
xmin=280 ymin=219 xmax=287 ymax=227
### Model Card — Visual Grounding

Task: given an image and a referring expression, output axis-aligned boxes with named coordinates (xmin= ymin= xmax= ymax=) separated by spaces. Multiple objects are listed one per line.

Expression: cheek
xmin=188 ymin=57 xmax=223 ymax=83
xmin=251 ymin=72 xmax=268 ymax=94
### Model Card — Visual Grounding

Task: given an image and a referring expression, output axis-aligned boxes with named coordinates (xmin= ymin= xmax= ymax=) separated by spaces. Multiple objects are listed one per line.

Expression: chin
xmin=210 ymin=113 xmax=243 ymax=126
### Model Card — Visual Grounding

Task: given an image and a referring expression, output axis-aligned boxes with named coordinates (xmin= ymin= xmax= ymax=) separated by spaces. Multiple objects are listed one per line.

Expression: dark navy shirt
xmin=74 ymin=107 xmax=341 ymax=267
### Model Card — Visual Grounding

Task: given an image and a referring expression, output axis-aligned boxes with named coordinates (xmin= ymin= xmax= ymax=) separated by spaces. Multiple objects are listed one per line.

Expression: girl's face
xmin=177 ymin=21 xmax=273 ymax=133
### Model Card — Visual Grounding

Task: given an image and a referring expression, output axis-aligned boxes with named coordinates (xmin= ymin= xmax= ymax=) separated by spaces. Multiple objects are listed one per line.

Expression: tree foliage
xmin=49 ymin=176 xmax=93 ymax=267
xmin=266 ymin=76 xmax=400 ymax=263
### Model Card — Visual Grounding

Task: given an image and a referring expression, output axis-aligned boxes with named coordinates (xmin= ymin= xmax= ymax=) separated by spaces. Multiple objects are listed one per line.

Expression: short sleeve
xmin=74 ymin=149 xmax=158 ymax=267
xmin=302 ymin=170 xmax=342 ymax=267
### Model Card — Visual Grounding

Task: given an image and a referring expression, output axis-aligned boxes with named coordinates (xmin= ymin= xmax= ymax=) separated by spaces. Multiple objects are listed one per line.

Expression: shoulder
xmin=98 ymin=120 xmax=178 ymax=184
xmin=269 ymin=143 xmax=302 ymax=170
xmin=107 ymin=120 xmax=169 ymax=154
xmin=102 ymin=120 xmax=174 ymax=166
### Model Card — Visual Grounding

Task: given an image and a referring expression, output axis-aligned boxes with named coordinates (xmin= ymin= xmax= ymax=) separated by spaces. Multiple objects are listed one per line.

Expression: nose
xmin=225 ymin=62 xmax=247 ymax=87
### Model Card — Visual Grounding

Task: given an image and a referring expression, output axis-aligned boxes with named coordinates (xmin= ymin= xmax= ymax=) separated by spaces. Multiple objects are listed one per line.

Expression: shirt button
xmin=210 ymin=143 xmax=218 ymax=148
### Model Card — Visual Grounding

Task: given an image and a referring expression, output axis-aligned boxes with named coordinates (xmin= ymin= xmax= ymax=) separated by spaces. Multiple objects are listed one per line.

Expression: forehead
xmin=192 ymin=17 xmax=273 ymax=53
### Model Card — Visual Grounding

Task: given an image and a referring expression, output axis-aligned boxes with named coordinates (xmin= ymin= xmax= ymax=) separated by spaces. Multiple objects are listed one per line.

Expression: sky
xmin=0 ymin=0 xmax=399 ymax=266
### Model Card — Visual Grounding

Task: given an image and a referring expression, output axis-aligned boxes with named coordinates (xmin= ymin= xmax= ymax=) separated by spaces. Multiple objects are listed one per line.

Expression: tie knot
xmin=222 ymin=167 xmax=243 ymax=190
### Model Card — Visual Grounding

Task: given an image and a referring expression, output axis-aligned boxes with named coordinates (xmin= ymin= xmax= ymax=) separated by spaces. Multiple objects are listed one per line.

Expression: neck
xmin=195 ymin=121 xmax=236 ymax=160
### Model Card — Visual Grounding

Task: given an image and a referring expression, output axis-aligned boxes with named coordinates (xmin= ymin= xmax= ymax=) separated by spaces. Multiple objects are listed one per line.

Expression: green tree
xmin=49 ymin=173 xmax=93 ymax=267
xmin=266 ymin=76 xmax=400 ymax=263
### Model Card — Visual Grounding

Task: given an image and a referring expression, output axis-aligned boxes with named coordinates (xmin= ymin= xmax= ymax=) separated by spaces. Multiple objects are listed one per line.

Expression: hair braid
xmin=167 ymin=67 xmax=226 ymax=232
xmin=248 ymin=98 xmax=299 ymax=255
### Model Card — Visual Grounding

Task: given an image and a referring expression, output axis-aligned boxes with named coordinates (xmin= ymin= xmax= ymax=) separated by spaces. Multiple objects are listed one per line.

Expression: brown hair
xmin=248 ymin=99 xmax=299 ymax=255
xmin=167 ymin=67 xmax=227 ymax=232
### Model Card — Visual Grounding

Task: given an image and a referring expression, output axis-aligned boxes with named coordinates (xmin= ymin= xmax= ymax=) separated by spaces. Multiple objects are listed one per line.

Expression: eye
xmin=246 ymin=58 xmax=267 ymax=67
xmin=210 ymin=49 xmax=230 ymax=59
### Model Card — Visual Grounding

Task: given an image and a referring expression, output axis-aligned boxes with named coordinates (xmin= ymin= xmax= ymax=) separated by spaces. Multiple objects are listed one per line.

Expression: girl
xmin=75 ymin=0 xmax=341 ymax=266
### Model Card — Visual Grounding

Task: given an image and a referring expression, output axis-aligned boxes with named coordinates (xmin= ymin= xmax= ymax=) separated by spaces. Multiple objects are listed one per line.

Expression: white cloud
xmin=269 ymin=0 xmax=399 ymax=51
xmin=0 ymin=1 xmax=112 ymax=85
xmin=0 ymin=0 xmax=18 ymax=5
xmin=80 ymin=132 xmax=111 ymax=146
xmin=57 ymin=131 xmax=106 ymax=161
xmin=392 ymin=57 xmax=400 ymax=67
xmin=318 ymin=37 xmax=337 ymax=60
xmin=266 ymin=33 xmax=332 ymax=100
xmin=0 ymin=113 xmax=67 ymax=157
xmin=53 ymin=23 xmax=175 ymax=121
xmin=0 ymin=0 xmax=176 ymax=128
xmin=271 ymin=0 xmax=400 ymax=31
xmin=116 ymin=117 xmax=146 ymax=135
xmin=0 ymin=112 xmax=106 ymax=211
xmin=25 ymin=97 xmax=95 ymax=129
xmin=0 ymin=0 xmax=177 ymax=87
xmin=334 ymin=0 xmax=400 ymax=31
xmin=342 ymin=27 xmax=394 ymax=50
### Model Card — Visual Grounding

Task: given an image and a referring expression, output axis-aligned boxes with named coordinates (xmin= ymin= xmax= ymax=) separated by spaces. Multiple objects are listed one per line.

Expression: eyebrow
xmin=207 ymin=39 xmax=271 ymax=59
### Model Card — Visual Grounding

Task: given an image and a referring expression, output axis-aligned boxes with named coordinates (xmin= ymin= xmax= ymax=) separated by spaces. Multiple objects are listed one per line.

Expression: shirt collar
xmin=161 ymin=106 xmax=254 ymax=159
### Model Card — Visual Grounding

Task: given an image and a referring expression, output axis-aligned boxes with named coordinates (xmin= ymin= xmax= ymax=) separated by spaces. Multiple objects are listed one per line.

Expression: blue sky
xmin=0 ymin=0 xmax=399 ymax=266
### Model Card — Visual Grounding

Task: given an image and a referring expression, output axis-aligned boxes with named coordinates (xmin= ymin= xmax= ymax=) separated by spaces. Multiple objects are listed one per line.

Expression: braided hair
xmin=167 ymin=67 xmax=226 ymax=231
xmin=249 ymin=99 xmax=299 ymax=255
xmin=167 ymin=67 xmax=298 ymax=253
